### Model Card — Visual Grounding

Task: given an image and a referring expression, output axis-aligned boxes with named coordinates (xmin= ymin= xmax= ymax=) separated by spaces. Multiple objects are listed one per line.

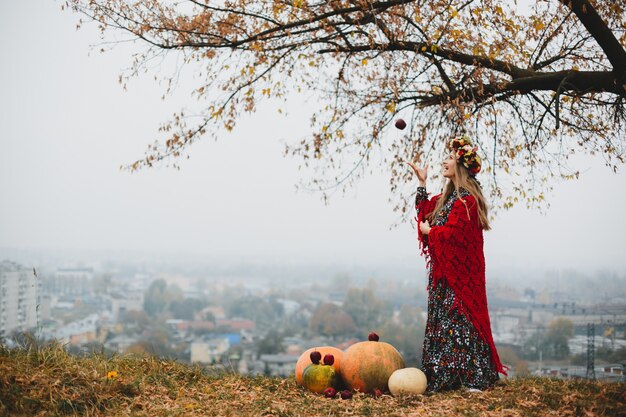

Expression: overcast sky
xmin=1 ymin=1 xmax=625 ymax=274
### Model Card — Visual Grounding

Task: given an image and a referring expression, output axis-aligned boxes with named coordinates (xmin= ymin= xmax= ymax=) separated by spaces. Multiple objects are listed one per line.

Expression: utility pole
xmin=586 ymin=323 xmax=596 ymax=380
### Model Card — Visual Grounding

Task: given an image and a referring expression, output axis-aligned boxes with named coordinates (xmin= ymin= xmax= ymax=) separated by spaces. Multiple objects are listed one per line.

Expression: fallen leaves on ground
xmin=0 ymin=343 xmax=624 ymax=417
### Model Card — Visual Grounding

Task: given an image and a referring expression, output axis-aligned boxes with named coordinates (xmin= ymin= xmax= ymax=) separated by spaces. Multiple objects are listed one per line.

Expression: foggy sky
xmin=1 ymin=1 xmax=625 ymax=274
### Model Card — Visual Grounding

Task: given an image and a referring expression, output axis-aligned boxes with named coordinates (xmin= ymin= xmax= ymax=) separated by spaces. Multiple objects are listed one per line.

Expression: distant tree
xmin=268 ymin=296 xmax=285 ymax=319
xmin=121 ymin=310 xmax=150 ymax=327
xmin=169 ymin=298 xmax=207 ymax=320
xmin=378 ymin=319 xmax=424 ymax=366
xmin=210 ymin=284 xmax=245 ymax=306
xmin=521 ymin=331 xmax=546 ymax=361
xmin=169 ymin=300 xmax=195 ymax=321
xmin=543 ymin=318 xmax=574 ymax=359
xmin=202 ymin=310 xmax=216 ymax=323
xmin=572 ymin=345 xmax=626 ymax=365
xmin=127 ymin=329 xmax=176 ymax=358
xmin=309 ymin=303 xmax=357 ymax=338
xmin=144 ymin=280 xmax=192 ymax=318
xmin=570 ymin=352 xmax=586 ymax=366
xmin=343 ymin=288 xmax=386 ymax=330
xmin=605 ymin=346 xmax=626 ymax=363
xmin=256 ymin=330 xmax=285 ymax=356
xmin=144 ymin=279 xmax=168 ymax=317
xmin=165 ymin=284 xmax=185 ymax=304
xmin=397 ymin=305 xmax=424 ymax=327
xmin=497 ymin=346 xmax=530 ymax=376
xmin=227 ymin=295 xmax=278 ymax=326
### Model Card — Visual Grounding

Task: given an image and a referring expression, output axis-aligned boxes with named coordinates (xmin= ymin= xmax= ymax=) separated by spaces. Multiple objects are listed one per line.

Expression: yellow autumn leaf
xmin=386 ymin=102 xmax=396 ymax=113
xmin=211 ymin=108 xmax=223 ymax=119
xmin=361 ymin=58 xmax=368 ymax=66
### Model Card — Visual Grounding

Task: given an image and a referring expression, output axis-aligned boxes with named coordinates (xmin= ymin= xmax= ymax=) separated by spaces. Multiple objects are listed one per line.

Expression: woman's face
xmin=442 ymin=153 xmax=457 ymax=179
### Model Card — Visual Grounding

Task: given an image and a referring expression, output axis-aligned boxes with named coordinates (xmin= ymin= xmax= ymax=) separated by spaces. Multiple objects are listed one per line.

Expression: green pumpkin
xmin=302 ymin=363 xmax=340 ymax=394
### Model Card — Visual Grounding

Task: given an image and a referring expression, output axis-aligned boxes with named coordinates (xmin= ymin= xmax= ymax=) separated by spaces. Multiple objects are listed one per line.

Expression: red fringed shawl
xmin=417 ymin=193 xmax=508 ymax=376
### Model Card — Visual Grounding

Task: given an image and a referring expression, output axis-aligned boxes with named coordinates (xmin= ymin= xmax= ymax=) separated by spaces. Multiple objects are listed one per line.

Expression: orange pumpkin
xmin=302 ymin=363 xmax=340 ymax=394
xmin=341 ymin=341 xmax=405 ymax=393
xmin=294 ymin=347 xmax=343 ymax=385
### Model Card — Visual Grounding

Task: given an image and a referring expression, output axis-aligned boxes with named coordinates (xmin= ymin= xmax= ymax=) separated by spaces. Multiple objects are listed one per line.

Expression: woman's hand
xmin=407 ymin=160 xmax=428 ymax=187
xmin=419 ymin=219 xmax=431 ymax=235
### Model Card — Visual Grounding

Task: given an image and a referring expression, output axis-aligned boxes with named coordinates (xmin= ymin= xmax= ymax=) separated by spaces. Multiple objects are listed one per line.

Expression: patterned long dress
xmin=416 ymin=186 xmax=500 ymax=392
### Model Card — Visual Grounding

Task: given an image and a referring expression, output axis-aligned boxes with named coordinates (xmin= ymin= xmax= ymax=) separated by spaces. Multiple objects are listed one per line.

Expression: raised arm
xmin=407 ymin=161 xmax=430 ymax=216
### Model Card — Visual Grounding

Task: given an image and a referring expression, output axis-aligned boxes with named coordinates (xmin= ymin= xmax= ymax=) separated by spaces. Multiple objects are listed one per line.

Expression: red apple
xmin=310 ymin=350 xmax=322 ymax=365
xmin=324 ymin=387 xmax=337 ymax=398
xmin=395 ymin=119 xmax=407 ymax=130
xmin=368 ymin=332 xmax=380 ymax=342
xmin=340 ymin=389 xmax=353 ymax=400
xmin=323 ymin=354 xmax=335 ymax=366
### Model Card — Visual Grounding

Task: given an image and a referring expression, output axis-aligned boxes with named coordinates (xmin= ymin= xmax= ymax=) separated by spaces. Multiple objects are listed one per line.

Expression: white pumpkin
xmin=388 ymin=368 xmax=427 ymax=396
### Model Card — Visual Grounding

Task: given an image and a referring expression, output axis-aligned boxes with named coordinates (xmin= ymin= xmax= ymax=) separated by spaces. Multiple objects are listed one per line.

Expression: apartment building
xmin=0 ymin=261 xmax=40 ymax=337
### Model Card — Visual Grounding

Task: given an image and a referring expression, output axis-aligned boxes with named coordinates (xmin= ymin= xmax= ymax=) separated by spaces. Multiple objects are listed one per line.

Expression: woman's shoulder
xmin=455 ymin=192 xmax=477 ymax=208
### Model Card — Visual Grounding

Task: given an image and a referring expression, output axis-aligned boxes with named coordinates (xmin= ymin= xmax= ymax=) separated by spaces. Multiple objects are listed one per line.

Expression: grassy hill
xmin=1 ymin=343 xmax=624 ymax=417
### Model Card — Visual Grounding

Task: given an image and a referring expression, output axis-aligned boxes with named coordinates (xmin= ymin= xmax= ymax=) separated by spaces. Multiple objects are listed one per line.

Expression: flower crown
xmin=449 ymin=135 xmax=482 ymax=176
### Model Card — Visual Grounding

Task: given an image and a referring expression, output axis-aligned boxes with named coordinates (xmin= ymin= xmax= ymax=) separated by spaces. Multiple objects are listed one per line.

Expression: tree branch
xmin=559 ymin=0 xmax=626 ymax=74
xmin=408 ymin=70 xmax=622 ymax=107
xmin=318 ymin=41 xmax=535 ymax=79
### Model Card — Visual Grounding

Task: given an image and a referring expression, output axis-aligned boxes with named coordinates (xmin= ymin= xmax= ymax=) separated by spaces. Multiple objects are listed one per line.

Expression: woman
xmin=408 ymin=136 xmax=506 ymax=392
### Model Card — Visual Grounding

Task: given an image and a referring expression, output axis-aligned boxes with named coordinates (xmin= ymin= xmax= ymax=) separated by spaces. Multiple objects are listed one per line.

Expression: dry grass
xmin=1 ymin=343 xmax=624 ymax=417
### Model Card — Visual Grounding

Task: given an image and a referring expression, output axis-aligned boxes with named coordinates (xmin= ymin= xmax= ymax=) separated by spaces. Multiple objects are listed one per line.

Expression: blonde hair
xmin=426 ymin=157 xmax=491 ymax=231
